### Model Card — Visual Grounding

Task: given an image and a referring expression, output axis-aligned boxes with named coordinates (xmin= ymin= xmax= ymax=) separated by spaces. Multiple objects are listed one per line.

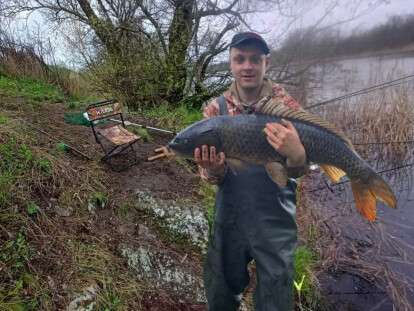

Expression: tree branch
xmin=135 ymin=0 xmax=168 ymax=55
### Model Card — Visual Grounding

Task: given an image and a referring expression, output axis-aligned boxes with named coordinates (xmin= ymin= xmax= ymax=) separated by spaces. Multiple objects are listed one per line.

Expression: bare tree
xmin=0 ymin=0 xmax=289 ymax=108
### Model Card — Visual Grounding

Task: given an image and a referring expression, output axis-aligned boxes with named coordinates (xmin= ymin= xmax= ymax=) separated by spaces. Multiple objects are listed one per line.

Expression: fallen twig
xmin=147 ymin=146 xmax=175 ymax=161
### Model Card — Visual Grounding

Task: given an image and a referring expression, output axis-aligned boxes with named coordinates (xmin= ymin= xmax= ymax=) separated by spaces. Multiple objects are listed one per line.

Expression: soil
xmin=2 ymin=101 xmax=206 ymax=310
xmin=24 ymin=103 xmax=202 ymax=201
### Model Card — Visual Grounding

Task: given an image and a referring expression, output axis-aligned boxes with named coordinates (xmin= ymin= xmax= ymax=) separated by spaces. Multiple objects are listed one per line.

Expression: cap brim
xmin=230 ymin=38 xmax=269 ymax=54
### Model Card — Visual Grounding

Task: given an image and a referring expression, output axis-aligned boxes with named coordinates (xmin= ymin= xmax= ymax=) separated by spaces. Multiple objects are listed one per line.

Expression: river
xmin=304 ymin=54 xmax=414 ymax=310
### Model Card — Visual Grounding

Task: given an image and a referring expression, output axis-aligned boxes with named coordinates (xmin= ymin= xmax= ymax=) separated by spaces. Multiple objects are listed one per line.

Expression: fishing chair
xmin=86 ymin=99 xmax=141 ymax=171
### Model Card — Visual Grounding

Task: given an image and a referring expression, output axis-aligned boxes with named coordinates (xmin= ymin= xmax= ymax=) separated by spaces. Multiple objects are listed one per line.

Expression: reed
xmin=313 ymin=82 xmax=414 ymax=190
xmin=302 ymin=78 xmax=414 ymax=309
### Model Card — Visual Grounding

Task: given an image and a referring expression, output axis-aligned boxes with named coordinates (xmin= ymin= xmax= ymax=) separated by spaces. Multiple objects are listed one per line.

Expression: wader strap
xmin=218 ymin=95 xmax=228 ymax=116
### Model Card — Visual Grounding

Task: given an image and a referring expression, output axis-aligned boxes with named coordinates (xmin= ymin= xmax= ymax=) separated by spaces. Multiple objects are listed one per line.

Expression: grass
xmin=294 ymin=246 xmax=317 ymax=294
xmin=0 ymin=114 xmax=8 ymax=124
xmin=0 ymin=134 xmax=51 ymax=208
xmin=89 ymin=191 xmax=108 ymax=210
xmin=0 ymin=230 xmax=46 ymax=311
xmin=0 ymin=113 xmax=118 ymax=309
xmin=198 ymin=181 xmax=217 ymax=236
xmin=139 ymin=103 xmax=202 ymax=131
xmin=67 ymin=241 xmax=143 ymax=310
xmin=0 ymin=75 xmax=64 ymax=103
xmin=0 ymin=128 xmax=53 ymax=309
xmin=127 ymin=126 xmax=152 ymax=142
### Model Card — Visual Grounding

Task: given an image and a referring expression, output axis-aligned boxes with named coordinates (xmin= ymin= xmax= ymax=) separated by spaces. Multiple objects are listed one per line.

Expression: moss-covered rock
xmin=135 ymin=191 xmax=209 ymax=250
xmin=120 ymin=245 xmax=206 ymax=303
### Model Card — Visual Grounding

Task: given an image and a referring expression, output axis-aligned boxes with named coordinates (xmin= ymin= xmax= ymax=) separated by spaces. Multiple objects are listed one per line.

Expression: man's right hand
xmin=194 ymin=145 xmax=226 ymax=174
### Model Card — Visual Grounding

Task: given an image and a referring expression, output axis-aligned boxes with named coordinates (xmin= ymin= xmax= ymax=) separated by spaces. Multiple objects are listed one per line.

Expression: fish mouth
xmin=167 ymin=141 xmax=178 ymax=150
xmin=167 ymin=141 xmax=184 ymax=156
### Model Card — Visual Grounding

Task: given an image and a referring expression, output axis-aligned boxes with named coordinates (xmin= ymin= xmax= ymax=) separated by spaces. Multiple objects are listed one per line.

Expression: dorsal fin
xmin=255 ymin=96 xmax=354 ymax=149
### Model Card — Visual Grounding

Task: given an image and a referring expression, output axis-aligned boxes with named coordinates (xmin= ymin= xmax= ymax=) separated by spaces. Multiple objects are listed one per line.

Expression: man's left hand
xmin=264 ymin=119 xmax=306 ymax=167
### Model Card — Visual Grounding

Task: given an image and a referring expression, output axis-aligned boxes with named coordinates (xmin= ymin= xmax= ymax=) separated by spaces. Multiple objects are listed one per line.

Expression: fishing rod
xmin=309 ymin=161 xmax=414 ymax=193
xmin=109 ymin=118 xmax=176 ymax=135
xmin=353 ymin=140 xmax=414 ymax=146
xmin=306 ymin=73 xmax=414 ymax=110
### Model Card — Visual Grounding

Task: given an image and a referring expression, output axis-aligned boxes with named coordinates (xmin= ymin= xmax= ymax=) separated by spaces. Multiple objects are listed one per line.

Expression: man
xmin=194 ymin=32 xmax=308 ymax=310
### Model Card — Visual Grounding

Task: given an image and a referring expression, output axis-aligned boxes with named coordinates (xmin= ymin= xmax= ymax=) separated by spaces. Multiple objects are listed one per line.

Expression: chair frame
xmin=86 ymin=99 xmax=140 ymax=171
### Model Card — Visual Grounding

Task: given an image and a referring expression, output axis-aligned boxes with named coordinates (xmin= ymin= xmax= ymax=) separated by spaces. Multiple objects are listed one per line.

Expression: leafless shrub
xmin=0 ymin=29 xmax=48 ymax=79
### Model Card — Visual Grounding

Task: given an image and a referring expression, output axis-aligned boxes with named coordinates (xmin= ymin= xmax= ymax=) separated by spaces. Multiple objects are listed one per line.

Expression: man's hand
xmin=194 ymin=145 xmax=226 ymax=174
xmin=264 ymin=119 xmax=306 ymax=167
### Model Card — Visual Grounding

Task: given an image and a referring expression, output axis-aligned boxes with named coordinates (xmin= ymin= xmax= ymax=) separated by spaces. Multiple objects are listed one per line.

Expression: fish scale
xmin=169 ymin=112 xmax=397 ymax=221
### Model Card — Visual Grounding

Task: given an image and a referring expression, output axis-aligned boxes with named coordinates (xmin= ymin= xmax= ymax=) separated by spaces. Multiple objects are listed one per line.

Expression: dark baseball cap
xmin=230 ymin=32 xmax=270 ymax=55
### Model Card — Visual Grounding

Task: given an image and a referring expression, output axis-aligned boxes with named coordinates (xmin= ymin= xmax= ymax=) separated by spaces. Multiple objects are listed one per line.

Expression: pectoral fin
xmin=320 ymin=165 xmax=346 ymax=183
xmin=265 ymin=162 xmax=288 ymax=188
xmin=226 ymin=158 xmax=249 ymax=175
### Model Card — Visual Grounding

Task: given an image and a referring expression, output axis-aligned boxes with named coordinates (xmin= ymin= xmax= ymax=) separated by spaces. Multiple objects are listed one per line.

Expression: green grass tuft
xmin=140 ymin=104 xmax=202 ymax=130
xmin=294 ymin=246 xmax=316 ymax=294
xmin=0 ymin=231 xmax=32 ymax=274
xmin=26 ymin=201 xmax=40 ymax=216
xmin=128 ymin=126 xmax=152 ymax=142
xmin=0 ymin=75 xmax=64 ymax=103
xmin=198 ymin=182 xmax=217 ymax=236
xmin=56 ymin=142 xmax=69 ymax=153
xmin=0 ymin=114 xmax=8 ymax=124
xmin=35 ymin=157 xmax=52 ymax=176
xmin=90 ymin=192 xmax=108 ymax=209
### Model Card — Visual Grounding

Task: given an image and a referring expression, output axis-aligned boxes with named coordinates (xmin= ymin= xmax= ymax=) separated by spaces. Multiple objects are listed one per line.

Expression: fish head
xmin=168 ymin=119 xmax=221 ymax=158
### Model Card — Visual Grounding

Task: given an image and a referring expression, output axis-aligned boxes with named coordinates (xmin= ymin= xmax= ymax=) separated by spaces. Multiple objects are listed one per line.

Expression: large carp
xmin=168 ymin=97 xmax=396 ymax=221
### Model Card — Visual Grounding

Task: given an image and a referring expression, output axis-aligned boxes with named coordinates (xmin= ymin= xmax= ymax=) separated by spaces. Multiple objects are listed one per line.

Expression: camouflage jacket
xmin=200 ymin=78 xmax=307 ymax=184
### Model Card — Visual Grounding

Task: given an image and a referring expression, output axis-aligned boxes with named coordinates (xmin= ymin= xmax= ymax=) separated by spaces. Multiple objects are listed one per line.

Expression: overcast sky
xmin=247 ymin=0 xmax=414 ymax=48
xmin=8 ymin=0 xmax=414 ymax=67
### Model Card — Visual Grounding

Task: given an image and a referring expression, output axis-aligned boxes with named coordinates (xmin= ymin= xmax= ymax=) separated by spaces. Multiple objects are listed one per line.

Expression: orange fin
xmin=320 ymin=165 xmax=346 ymax=183
xmin=369 ymin=176 xmax=397 ymax=209
xmin=351 ymin=180 xmax=377 ymax=221
xmin=351 ymin=176 xmax=397 ymax=222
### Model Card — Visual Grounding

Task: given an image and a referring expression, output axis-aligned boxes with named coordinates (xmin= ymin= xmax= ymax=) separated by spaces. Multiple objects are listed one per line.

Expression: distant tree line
xmin=277 ymin=14 xmax=414 ymax=62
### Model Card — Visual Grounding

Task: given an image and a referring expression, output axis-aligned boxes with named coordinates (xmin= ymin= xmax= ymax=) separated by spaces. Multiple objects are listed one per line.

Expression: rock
xmin=135 ymin=191 xmax=209 ymax=250
xmin=67 ymin=283 xmax=99 ymax=311
xmin=120 ymin=244 xmax=206 ymax=303
xmin=137 ymin=224 xmax=157 ymax=240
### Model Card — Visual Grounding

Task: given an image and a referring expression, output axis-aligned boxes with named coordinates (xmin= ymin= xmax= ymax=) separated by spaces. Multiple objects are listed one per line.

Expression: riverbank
xmin=1 ymin=72 xmax=412 ymax=310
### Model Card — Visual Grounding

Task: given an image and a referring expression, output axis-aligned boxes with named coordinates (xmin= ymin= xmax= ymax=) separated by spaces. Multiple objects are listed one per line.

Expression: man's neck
xmin=235 ymin=82 xmax=264 ymax=105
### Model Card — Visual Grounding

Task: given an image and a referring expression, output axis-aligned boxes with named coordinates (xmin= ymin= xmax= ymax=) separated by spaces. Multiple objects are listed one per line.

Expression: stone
xmin=120 ymin=245 xmax=206 ymax=303
xmin=135 ymin=191 xmax=209 ymax=250
xmin=67 ymin=283 xmax=99 ymax=311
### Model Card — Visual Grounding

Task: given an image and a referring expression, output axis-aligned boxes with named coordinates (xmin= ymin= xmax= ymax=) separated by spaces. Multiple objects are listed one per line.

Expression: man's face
xmin=230 ymin=45 xmax=269 ymax=91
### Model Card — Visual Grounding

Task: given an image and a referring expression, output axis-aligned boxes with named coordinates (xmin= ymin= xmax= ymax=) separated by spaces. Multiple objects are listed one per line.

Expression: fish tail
xmin=351 ymin=173 xmax=397 ymax=222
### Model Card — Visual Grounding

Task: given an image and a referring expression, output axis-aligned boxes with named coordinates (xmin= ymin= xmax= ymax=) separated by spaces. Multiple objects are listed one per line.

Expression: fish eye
xmin=175 ymin=137 xmax=189 ymax=144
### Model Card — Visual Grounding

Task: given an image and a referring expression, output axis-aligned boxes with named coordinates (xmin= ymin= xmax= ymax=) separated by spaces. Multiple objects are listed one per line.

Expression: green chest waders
xmin=203 ymin=96 xmax=298 ymax=311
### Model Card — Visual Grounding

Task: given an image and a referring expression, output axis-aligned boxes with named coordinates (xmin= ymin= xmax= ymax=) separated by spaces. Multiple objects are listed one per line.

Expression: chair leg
xmin=102 ymin=142 xmax=139 ymax=172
